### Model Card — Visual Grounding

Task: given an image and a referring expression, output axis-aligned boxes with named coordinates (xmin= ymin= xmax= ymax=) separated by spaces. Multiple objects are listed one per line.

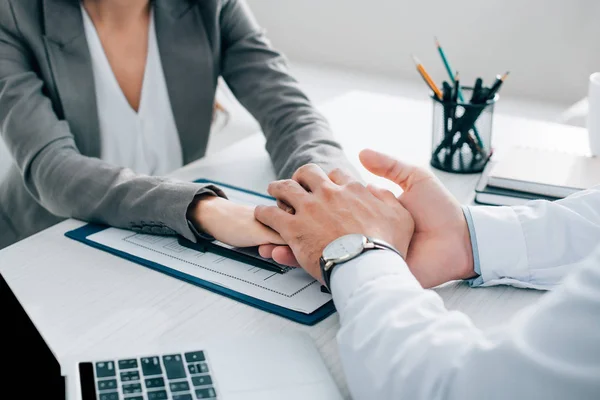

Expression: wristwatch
xmin=320 ymin=234 xmax=404 ymax=292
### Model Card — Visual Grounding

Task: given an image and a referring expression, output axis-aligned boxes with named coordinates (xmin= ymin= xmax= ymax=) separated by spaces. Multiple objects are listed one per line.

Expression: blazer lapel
xmin=155 ymin=0 xmax=217 ymax=164
xmin=42 ymin=0 xmax=101 ymax=158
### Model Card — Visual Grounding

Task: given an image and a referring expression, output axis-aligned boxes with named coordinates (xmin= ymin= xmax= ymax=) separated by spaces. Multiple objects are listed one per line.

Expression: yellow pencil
xmin=412 ymin=54 xmax=443 ymax=100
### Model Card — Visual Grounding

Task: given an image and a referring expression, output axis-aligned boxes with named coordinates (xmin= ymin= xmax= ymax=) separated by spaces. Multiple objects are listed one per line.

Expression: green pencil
xmin=435 ymin=37 xmax=465 ymax=102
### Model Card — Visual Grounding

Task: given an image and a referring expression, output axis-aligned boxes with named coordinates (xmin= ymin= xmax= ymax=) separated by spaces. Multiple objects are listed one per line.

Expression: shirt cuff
xmin=462 ymin=206 xmax=483 ymax=286
xmin=330 ymin=249 xmax=417 ymax=316
xmin=464 ymin=205 xmax=529 ymax=287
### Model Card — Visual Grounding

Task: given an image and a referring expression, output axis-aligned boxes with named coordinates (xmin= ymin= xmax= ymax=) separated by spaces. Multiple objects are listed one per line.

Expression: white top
xmin=331 ymin=187 xmax=600 ymax=399
xmin=82 ymin=7 xmax=183 ymax=176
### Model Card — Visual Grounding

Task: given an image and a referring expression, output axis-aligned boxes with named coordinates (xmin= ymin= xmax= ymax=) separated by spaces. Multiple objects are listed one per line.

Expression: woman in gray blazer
xmin=0 ymin=0 xmax=352 ymax=250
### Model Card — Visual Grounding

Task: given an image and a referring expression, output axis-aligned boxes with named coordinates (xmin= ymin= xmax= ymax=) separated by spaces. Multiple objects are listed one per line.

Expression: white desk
xmin=0 ymin=91 xmax=589 ymax=399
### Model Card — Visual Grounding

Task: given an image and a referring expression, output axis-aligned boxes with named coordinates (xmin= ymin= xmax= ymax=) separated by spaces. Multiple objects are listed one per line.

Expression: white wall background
xmin=247 ymin=0 xmax=600 ymax=105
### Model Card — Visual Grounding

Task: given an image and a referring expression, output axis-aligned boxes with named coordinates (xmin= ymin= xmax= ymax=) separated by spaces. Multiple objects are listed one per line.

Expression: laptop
xmin=62 ymin=333 xmax=342 ymax=400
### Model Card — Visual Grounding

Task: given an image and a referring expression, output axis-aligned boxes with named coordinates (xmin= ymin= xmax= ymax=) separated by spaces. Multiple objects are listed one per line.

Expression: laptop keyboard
xmin=92 ymin=351 xmax=217 ymax=400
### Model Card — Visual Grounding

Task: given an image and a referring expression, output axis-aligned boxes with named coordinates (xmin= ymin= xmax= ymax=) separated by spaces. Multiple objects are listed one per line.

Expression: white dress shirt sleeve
xmin=331 ymin=249 xmax=600 ymax=400
xmin=465 ymin=186 xmax=600 ymax=289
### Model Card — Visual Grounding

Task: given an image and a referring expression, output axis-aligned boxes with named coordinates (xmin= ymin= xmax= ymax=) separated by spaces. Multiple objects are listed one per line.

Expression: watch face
xmin=323 ymin=234 xmax=366 ymax=263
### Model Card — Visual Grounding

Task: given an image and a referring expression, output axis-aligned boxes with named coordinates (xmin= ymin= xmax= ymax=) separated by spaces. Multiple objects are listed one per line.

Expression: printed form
xmin=86 ymin=185 xmax=332 ymax=314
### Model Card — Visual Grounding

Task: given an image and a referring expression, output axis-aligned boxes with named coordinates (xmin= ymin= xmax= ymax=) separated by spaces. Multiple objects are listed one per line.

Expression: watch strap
xmin=368 ymin=237 xmax=405 ymax=260
xmin=321 ymin=257 xmax=334 ymax=293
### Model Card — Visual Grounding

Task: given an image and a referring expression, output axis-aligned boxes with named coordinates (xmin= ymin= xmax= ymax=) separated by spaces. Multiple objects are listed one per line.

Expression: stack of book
xmin=475 ymin=147 xmax=600 ymax=206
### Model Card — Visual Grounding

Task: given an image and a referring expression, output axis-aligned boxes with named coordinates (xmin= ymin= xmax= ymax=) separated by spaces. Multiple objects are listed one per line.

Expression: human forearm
xmin=332 ymin=250 xmax=600 ymax=400
xmin=332 ymin=251 xmax=482 ymax=399
xmin=465 ymin=187 xmax=600 ymax=289
xmin=219 ymin=0 xmax=355 ymax=179
xmin=28 ymin=139 xmax=221 ymax=241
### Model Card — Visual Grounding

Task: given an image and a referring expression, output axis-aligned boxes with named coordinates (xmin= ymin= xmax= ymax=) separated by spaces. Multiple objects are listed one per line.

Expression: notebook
xmin=475 ymin=161 xmax=561 ymax=206
xmin=486 ymin=147 xmax=600 ymax=198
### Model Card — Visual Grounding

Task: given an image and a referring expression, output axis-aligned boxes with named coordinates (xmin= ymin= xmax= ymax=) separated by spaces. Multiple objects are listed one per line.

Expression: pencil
xmin=452 ymin=72 xmax=460 ymax=103
xmin=486 ymin=71 xmax=510 ymax=100
xmin=435 ymin=37 xmax=465 ymax=103
xmin=411 ymin=54 xmax=443 ymax=100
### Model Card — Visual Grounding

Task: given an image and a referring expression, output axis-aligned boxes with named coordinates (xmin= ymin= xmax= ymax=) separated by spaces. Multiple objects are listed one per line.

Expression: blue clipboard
xmin=64 ymin=179 xmax=336 ymax=326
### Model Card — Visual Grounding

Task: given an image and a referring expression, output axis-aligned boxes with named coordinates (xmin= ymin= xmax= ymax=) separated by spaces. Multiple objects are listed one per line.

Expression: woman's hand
xmin=189 ymin=196 xmax=286 ymax=248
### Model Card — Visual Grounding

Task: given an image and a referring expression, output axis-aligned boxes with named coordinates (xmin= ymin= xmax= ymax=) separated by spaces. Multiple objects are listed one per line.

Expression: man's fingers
xmin=359 ymin=149 xmax=421 ymax=190
xmin=255 ymin=205 xmax=293 ymax=235
xmin=258 ymin=244 xmax=277 ymax=258
xmin=258 ymin=244 xmax=300 ymax=267
xmin=367 ymin=184 xmax=399 ymax=206
xmin=272 ymin=246 xmax=300 ymax=267
xmin=328 ymin=168 xmax=354 ymax=185
xmin=292 ymin=164 xmax=330 ymax=193
xmin=268 ymin=179 xmax=307 ymax=210
xmin=276 ymin=199 xmax=295 ymax=214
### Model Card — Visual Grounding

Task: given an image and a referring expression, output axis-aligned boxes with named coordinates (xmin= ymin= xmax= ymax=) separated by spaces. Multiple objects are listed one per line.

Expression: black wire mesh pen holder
xmin=430 ymin=88 xmax=496 ymax=173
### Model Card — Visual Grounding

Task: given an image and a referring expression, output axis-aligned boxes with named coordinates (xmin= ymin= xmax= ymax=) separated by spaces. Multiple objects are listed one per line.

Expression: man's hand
xmin=254 ymin=164 xmax=414 ymax=283
xmin=360 ymin=149 xmax=476 ymax=287
xmin=259 ymin=150 xmax=477 ymax=288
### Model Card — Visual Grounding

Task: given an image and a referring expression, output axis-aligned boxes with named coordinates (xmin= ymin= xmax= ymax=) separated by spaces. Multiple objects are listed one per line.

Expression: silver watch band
xmin=365 ymin=237 xmax=405 ymax=260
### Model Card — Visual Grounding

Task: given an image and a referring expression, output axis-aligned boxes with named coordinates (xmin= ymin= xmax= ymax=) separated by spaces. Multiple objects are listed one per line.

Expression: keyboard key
xmin=148 ymin=390 xmax=168 ymax=400
xmin=188 ymin=364 xmax=198 ymax=374
xmin=196 ymin=362 xmax=209 ymax=374
xmin=191 ymin=375 xmax=213 ymax=387
xmin=121 ymin=370 xmax=140 ymax=382
xmin=141 ymin=357 xmax=162 ymax=376
xmin=122 ymin=383 xmax=142 ymax=394
xmin=99 ymin=392 xmax=118 ymax=400
xmin=163 ymin=354 xmax=186 ymax=380
xmin=185 ymin=351 xmax=206 ymax=363
xmin=173 ymin=394 xmax=193 ymax=400
xmin=97 ymin=379 xmax=117 ymax=391
xmin=124 ymin=397 xmax=143 ymax=400
xmin=195 ymin=387 xmax=217 ymax=399
xmin=145 ymin=377 xmax=166 ymax=389
xmin=170 ymin=381 xmax=190 ymax=392
xmin=95 ymin=361 xmax=116 ymax=378
xmin=119 ymin=359 xmax=138 ymax=370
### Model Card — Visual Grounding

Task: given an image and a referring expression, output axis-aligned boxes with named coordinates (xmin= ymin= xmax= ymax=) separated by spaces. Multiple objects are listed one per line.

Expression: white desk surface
xmin=0 ymin=91 xmax=589 ymax=399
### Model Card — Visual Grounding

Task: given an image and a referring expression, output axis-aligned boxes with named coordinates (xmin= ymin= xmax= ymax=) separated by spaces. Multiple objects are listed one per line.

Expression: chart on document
xmin=86 ymin=185 xmax=332 ymax=314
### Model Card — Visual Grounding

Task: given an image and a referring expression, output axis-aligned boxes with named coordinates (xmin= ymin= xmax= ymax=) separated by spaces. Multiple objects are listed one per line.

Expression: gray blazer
xmin=0 ymin=0 xmax=351 ymax=249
